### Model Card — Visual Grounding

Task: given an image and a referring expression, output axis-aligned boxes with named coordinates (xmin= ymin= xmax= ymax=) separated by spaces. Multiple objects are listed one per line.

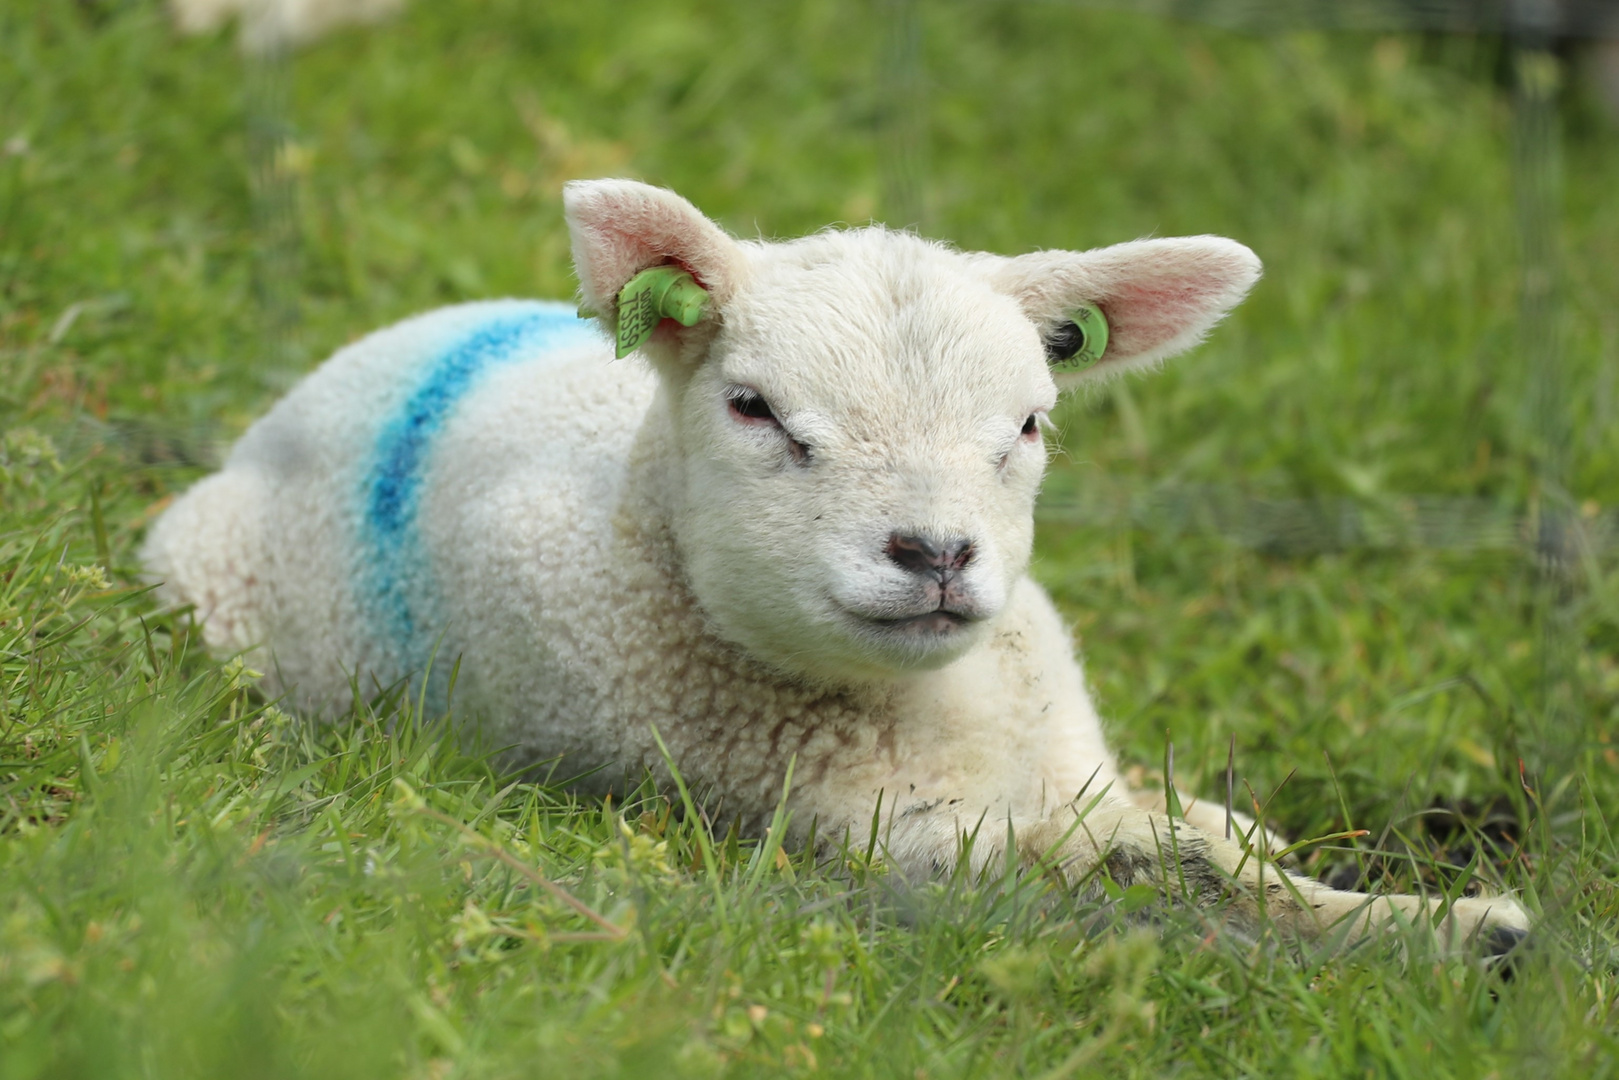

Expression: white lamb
xmin=170 ymin=0 xmax=404 ymax=54
xmin=143 ymin=179 xmax=1528 ymax=948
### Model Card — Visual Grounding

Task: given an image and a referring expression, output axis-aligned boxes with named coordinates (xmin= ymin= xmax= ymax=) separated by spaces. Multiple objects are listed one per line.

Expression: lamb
xmin=143 ymin=179 xmax=1529 ymax=949
xmin=170 ymin=0 xmax=405 ymax=54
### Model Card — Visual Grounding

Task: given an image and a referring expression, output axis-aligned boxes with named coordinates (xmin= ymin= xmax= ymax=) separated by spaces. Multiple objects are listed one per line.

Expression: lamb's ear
xmin=979 ymin=237 xmax=1261 ymax=387
xmin=564 ymin=179 xmax=747 ymax=363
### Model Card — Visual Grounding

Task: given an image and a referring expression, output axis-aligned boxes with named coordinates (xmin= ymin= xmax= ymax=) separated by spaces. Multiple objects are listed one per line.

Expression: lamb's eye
xmin=727 ymin=388 xmax=778 ymax=426
xmin=1021 ymin=414 xmax=1040 ymax=439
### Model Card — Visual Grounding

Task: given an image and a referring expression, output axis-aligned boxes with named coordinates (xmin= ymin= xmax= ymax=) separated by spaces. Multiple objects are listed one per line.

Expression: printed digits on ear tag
xmin=614 ymin=266 xmax=711 ymax=359
xmin=615 ymin=284 xmax=662 ymax=359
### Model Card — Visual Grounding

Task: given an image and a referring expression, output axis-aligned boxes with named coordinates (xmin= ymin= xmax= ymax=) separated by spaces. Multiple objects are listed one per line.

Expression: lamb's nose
xmin=886 ymin=532 xmax=974 ymax=579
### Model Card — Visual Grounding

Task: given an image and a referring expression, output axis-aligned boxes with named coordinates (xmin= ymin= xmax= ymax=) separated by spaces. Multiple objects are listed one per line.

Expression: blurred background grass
xmin=4 ymin=1 xmax=1619 ymax=1076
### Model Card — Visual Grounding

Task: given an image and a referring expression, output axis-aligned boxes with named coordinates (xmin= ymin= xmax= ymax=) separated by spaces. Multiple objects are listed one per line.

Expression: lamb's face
xmin=671 ymin=233 xmax=1057 ymax=680
xmin=563 ymin=179 xmax=1261 ymax=684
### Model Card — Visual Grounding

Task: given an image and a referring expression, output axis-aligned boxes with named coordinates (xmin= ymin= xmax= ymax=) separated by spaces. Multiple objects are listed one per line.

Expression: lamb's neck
xmin=619 ymin=387 xmax=687 ymax=540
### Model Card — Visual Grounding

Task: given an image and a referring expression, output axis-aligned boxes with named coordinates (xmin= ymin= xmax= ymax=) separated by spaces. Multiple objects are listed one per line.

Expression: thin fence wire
xmin=1509 ymin=39 xmax=1583 ymax=770
xmin=219 ymin=3 xmax=1606 ymax=780
xmin=871 ymin=1 xmax=1607 ymax=779
xmin=245 ymin=48 xmax=304 ymax=378
xmin=880 ymin=0 xmax=928 ymax=231
xmin=206 ymin=5 xmax=1618 ymax=573
xmin=1042 ymin=0 xmax=1619 ymax=36
xmin=1035 ymin=486 xmax=1619 ymax=556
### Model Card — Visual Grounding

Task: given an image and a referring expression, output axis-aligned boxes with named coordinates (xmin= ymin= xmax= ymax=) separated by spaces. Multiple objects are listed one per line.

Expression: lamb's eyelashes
xmin=724 ymin=385 xmax=812 ymax=464
xmin=997 ymin=410 xmax=1049 ymax=470
xmin=730 ymin=384 xmax=1039 ymax=471
xmin=725 ymin=385 xmax=778 ymax=425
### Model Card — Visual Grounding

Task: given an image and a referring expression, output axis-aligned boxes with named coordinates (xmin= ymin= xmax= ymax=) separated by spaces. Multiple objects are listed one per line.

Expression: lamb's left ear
xmin=978 ymin=237 xmax=1262 ymax=386
xmin=564 ymin=179 xmax=748 ymax=363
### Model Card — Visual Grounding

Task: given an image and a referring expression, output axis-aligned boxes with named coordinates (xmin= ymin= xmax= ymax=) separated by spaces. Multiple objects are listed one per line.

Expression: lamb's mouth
xmin=850 ymin=609 xmax=978 ymax=636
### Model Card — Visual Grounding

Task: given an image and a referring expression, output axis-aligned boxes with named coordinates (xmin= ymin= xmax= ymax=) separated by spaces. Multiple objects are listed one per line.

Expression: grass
xmin=3 ymin=0 xmax=1619 ymax=1076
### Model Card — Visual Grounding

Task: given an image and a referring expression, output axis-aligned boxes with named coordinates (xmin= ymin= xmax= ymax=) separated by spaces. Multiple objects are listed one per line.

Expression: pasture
xmin=3 ymin=1 xmax=1618 ymax=1075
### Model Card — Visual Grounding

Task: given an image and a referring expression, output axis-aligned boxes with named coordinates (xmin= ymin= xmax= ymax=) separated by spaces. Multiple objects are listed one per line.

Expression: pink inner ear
xmin=666 ymin=256 xmax=707 ymax=291
xmin=1076 ymin=238 xmax=1261 ymax=366
xmin=1103 ymin=278 xmax=1227 ymax=359
xmin=573 ymin=220 xmax=676 ymax=309
xmin=565 ymin=180 xmax=743 ymax=315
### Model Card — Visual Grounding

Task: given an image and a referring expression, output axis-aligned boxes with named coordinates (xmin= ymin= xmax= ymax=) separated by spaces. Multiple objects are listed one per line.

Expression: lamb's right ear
xmin=977 ymin=236 xmax=1262 ymax=388
xmin=564 ymin=179 xmax=747 ymax=363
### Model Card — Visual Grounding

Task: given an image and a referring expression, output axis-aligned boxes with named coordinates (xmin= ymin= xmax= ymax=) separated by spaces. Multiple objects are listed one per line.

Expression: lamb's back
xmin=145 ymin=300 xmax=623 ymax=711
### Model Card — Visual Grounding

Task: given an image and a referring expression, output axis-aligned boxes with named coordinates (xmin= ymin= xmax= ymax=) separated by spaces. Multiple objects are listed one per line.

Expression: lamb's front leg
xmin=1128 ymin=786 xmax=1286 ymax=853
xmin=883 ymin=800 xmax=1529 ymax=950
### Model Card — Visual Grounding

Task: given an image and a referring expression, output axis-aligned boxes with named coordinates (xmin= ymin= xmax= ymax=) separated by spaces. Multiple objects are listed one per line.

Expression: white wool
xmin=144 ymin=180 xmax=1527 ymax=944
xmin=169 ymin=0 xmax=404 ymax=53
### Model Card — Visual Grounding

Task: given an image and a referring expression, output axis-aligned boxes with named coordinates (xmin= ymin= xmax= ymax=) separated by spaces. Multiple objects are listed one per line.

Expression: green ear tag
xmin=613 ymin=266 xmax=710 ymax=359
xmin=1048 ymin=303 xmax=1110 ymax=373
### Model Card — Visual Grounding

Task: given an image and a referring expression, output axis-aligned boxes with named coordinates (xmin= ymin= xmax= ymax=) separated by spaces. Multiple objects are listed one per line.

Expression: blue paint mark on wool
xmin=361 ymin=303 xmax=589 ymax=672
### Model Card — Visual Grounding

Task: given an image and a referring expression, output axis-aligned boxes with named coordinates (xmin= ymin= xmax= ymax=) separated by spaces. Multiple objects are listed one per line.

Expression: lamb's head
xmin=566 ymin=180 xmax=1260 ymax=683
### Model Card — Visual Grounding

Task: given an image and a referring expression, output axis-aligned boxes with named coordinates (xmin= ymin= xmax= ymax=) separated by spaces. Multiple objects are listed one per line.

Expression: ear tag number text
xmin=611 ymin=266 xmax=711 ymax=359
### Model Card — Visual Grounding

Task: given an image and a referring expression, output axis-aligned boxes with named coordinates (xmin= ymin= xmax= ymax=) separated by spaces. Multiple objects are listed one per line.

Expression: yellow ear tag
xmin=613 ymin=266 xmax=710 ymax=359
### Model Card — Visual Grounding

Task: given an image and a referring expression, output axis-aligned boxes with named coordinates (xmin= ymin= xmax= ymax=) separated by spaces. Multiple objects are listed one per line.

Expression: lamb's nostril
xmin=887 ymin=533 xmax=975 ymax=579
xmin=887 ymin=533 xmax=942 ymax=571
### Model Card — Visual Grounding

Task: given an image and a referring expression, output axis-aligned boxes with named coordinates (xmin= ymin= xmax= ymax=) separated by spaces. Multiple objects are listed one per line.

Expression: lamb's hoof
xmin=1480 ymin=925 xmax=1529 ymax=980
